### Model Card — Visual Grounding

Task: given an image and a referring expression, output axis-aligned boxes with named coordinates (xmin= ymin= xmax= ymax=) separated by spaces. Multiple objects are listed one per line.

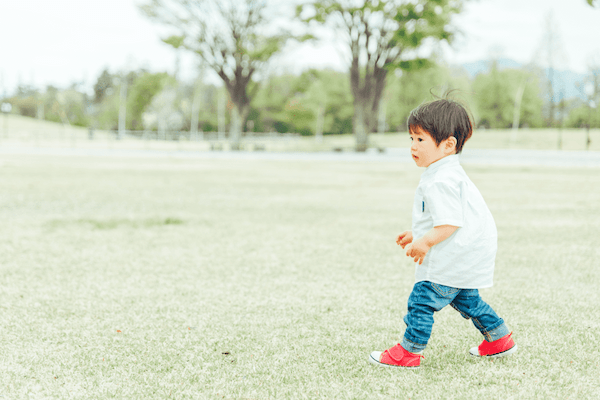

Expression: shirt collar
xmin=423 ymin=154 xmax=460 ymax=176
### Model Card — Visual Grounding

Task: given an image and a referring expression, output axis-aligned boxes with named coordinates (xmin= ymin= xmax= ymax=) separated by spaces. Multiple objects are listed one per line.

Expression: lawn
xmin=0 ymin=154 xmax=599 ymax=399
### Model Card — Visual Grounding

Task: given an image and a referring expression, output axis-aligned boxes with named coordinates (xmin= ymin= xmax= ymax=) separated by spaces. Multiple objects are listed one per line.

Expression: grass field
xmin=3 ymin=114 xmax=600 ymax=152
xmin=1 ymin=154 xmax=600 ymax=399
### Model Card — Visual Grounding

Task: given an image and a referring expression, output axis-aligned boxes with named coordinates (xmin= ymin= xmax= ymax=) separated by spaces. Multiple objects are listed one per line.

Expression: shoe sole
xmin=470 ymin=344 xmax=518 ymax=358
xmin=368 ymin=352 xmax=420 ymax=369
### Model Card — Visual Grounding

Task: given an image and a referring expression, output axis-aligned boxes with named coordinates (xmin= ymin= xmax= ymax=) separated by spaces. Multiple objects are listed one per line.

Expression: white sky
xmin=0 ymin=0 xmax=599 ymax=95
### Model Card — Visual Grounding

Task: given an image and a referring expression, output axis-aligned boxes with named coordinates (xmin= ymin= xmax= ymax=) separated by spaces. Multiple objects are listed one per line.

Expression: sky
xmin=0 ymin=0 xmax=599 ymax=96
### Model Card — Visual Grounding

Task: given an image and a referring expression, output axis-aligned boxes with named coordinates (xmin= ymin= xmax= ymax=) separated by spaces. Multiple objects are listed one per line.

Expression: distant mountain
xmin=459 ymin=58 xmax=587 ymax=101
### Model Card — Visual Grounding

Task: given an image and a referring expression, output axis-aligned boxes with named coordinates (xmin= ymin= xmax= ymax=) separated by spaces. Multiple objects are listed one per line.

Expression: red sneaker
xmin=369 ymin=344 xmax=423 ymax=368
xmin=469 ymin=332 xmax=518 ymax=358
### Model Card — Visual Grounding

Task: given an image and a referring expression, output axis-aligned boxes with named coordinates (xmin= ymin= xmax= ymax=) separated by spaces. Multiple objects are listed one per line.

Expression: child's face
xmin=409 ymin=127 xmax=454 ymax=168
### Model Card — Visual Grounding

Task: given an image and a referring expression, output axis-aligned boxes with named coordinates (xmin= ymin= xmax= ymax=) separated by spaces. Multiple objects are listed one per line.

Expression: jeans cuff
xmin=401 ymin=336 xmax=427 ymax=353
xmin=485 ymin=322 xmax=510 ymax=342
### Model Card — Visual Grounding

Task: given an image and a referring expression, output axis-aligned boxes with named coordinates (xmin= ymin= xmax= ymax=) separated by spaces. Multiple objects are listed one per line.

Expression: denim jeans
xmin=401 ymin=281 xmax=510 ymax=353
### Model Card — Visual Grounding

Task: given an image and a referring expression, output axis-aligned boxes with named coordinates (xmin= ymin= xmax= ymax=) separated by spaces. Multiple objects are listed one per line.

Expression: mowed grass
xmin=0 ymin=155 xmax=599 ymax=399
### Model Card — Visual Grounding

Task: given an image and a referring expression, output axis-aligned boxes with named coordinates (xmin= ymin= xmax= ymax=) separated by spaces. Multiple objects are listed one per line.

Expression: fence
xmin=110 ymin=130 xmax=301 ymax=142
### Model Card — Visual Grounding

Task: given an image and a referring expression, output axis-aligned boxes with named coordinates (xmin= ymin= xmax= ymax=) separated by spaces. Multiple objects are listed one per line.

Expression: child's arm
xmin=405 ymin=225 xmax=459 ymax=265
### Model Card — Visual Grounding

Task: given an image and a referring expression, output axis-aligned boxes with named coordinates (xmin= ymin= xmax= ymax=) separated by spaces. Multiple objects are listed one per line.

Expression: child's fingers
xmin=397 ymin=231 xmax=410 ymax=244
xmin=396 ymin=233 xmax=407 ymax=245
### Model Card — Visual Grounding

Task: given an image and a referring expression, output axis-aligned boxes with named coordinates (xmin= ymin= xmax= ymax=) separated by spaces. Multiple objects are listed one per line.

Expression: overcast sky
xmin=0 ymin=0 xmax=599 ymax=95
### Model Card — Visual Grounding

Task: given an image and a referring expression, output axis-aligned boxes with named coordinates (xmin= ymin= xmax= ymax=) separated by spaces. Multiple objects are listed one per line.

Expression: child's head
xmin=407 ymin=97 xmax=473 ymax=155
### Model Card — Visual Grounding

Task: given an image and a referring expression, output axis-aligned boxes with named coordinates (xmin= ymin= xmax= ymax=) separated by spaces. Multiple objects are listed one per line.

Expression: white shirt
xmin=411 ymin=154 xmax=497 ymax=289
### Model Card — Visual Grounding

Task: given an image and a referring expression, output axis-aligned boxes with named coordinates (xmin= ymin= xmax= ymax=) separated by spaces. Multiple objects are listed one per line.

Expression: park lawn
xmin=0 ymin=154 xmax=599 ymax=399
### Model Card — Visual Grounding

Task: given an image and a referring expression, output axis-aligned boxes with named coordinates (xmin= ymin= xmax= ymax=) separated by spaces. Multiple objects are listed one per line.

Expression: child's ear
xmin=445 ymin=137 xmax=457 ymax=154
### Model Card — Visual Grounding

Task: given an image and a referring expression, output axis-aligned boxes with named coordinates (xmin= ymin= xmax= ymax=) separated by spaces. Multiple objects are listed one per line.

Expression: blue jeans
xmin=401 ymin=281 xmax=510 ymax=353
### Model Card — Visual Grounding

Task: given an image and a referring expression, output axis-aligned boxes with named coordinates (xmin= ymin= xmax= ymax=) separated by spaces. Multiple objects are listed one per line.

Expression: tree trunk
xmin=354 ymin=102 xmax=368 ymax=152
xmin=230 ymin=105 xmax=242 ymax=150
xmin=218 ymin=91 xmax=226 ymax=140
xmin=349 ymin=37 xmax=388 ymax=150
xmin=377 ymin=98 xmax=386 ymax=135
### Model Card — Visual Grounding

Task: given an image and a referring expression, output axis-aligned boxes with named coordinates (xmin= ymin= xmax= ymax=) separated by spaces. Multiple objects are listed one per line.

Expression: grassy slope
xmin=0 ymin=155 xmax=599 ymax=399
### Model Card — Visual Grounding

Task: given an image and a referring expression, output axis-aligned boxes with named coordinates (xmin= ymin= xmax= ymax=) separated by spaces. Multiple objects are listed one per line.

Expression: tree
xmin=472 ymin=65 xmax=543 ymax=129
xmin=533 ymin=11 xmax=567 ymax=128
xmin=142 ymin=87 xmax=185 ymax=136
xmin=297 ymin=0 xmax=464 ymax=150
xmin=162 ymin=35 xmax=185 ymax=80
xmin=303 ymin=70 xmax=354 ymax=135
xmin=386 ymin=62 xmax=472 ymax=131
xmin=127 ymin=72 xmax=174 ymax=130
xmin=94 ymin=69 xmax=114 ymax=104
xmin=251 ymin=69 xmax=354 ymax=136
xmin=140 ymin=0 xmax=293 ymax=149
xmin=565 ymin=102 xmax=600 ymax=129
xmin=55 ymin=88 xmax=90 ymax=127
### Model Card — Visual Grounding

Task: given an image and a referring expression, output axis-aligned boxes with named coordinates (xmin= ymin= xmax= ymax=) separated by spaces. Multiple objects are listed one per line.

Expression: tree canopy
xmin=297 ymin=0 xmax=464 ymax=150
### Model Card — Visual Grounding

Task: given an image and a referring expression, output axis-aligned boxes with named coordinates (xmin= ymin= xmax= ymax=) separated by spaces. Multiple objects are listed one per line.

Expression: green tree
xmin=472 ymin=64 xmax=543 ymax=129
xmin=565 ymin=103 xmax=600 ymax=128
xmin=56 ymin=88 xmax=90 ymax=127
xmin=386 ymin=62 xmax=472 ymax=131
xmin=297 ymin=0 xmax=464 ymax=150
xmin=303 ymin=70 xmax=354 ymax=135
xmin=127 ymin=72 xmax=174 ymax=130
xmin=95 ymin=89 xmax=119 ymax=130
xmin=140 ymin=0 xmax=294 ymax=149
xmin=9 ymin=85 xmax=90 ymax=127
xmin=568 ymin=63 xmax=600 ymax=129
xmin=94 ymin=69 xmax=114 ymax=104
xmin=42 ymin=86 xmax=61 ymax=123
xmin=251 ymin=69 xmax=353 ymax=136
xmin=6 ymin=85 xmax=38 ymax=118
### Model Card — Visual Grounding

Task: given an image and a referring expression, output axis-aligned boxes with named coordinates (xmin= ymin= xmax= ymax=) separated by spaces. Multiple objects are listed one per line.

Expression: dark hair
xmin=407 ymin=96 xmax=473 ymax=153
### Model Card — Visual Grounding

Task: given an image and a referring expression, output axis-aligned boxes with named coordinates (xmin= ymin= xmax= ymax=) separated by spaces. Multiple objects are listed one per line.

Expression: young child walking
xmin=369 ymin=97 xmax=517 ymax=368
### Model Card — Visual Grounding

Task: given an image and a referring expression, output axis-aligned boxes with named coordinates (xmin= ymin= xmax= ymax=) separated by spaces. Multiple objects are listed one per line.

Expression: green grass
xmin=1 ymin=155 xmax=599 ymax=399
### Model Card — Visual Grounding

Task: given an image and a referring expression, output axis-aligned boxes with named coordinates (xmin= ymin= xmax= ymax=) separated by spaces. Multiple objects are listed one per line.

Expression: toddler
xmin=369 ymin=97 xmax=517 ymax=368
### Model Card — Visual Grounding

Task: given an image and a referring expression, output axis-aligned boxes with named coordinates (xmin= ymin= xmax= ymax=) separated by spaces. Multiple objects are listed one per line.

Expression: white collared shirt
xmin=411 ymin=154 xmax=497 ymax=289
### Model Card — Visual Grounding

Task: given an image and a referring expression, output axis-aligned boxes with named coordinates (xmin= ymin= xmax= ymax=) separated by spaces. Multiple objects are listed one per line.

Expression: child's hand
xmin=405 ymin=239 xmax=431 ymax=265
xmin=396 ymin=231 xmax=413 ymax=249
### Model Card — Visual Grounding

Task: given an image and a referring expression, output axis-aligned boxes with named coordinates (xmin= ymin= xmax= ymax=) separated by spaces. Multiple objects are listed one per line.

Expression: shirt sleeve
xmin=424 ymin=180 xmax=464 ymax=228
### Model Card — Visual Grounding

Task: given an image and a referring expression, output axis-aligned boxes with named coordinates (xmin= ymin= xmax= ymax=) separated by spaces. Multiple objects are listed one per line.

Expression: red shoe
xmin=369 ymin=344 xmax=423 ymax=368
xmin=469 ymin=332 xmax=518 ymax=358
